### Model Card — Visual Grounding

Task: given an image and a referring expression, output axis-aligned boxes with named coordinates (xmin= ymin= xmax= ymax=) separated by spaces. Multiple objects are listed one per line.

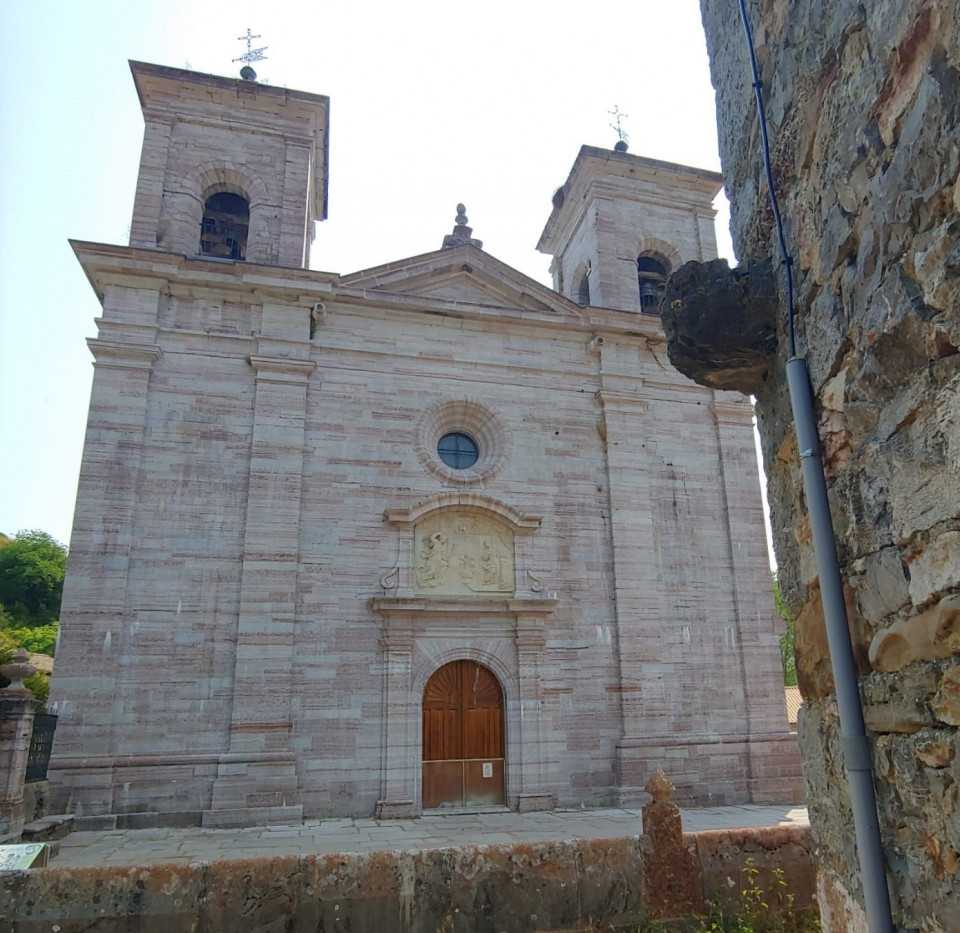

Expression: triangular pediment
xmin=339 ymin=245 xmax=583 ymax=321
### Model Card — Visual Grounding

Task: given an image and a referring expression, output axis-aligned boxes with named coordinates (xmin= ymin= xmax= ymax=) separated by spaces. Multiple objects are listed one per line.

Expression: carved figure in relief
xmin=413 ymin=510 xmax=514 ymax=595
xmin=480 ymin=539 xmax=505 ymax=588
xmin=417 ymin=532 xmax=450 ymax=588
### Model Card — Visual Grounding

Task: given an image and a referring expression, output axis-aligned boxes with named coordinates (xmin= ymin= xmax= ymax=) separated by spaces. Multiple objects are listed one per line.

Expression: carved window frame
xmin=416 ymin=399 xmax=512 ymax=486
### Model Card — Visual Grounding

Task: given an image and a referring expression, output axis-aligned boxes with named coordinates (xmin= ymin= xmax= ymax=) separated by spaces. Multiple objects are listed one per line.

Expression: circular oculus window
xmin=437 ymin=432 xmax=479 ymax=469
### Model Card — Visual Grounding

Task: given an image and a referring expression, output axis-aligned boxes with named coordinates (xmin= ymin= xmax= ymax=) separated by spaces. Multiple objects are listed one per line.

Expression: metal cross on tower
xmin=608 ymin=105 xmax=629 ymax=151
xmin=233 ymin=29 xmax=268 ymax=79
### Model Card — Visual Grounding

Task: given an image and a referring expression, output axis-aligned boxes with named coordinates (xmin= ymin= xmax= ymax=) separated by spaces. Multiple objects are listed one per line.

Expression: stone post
xmin=640 ymin=767 xmax=704 ymax=920
xmin=0 ymin=650 xmax=38 ymax=842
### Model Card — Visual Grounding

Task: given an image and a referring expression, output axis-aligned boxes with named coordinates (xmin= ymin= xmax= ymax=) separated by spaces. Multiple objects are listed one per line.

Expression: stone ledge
xmin=73 ymin=814 xmax=118 ymax=832
xmin=201 ymin=804 xmax=303 ymax=829
xmin=371 ymin=596 xmax=558 ymax=615
xmin=21 ymin=814 xmax=75 ymax=843
xmin=516 ymin=793 xmax=555 ymax=813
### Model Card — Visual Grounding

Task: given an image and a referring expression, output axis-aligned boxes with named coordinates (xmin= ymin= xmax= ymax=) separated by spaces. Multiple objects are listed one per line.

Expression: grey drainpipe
xmin=786 ymin=356 xmax=894 ymax=932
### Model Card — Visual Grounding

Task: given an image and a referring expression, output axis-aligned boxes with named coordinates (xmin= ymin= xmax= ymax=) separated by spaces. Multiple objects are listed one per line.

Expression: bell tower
xmin=128 ymin=61 xmax=329 ymax=268
xmin=537 ymin=146 xmax=723 ymax=312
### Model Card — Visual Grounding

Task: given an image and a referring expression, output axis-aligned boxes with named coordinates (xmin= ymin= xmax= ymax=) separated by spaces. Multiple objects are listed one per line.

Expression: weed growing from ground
xmin=593 ymin=859 xmax=820 ymax=932
xmin=686 ymin=860 xmax=820 ymax=933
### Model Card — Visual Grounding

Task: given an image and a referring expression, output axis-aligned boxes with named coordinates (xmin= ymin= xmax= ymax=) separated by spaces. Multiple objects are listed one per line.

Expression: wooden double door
xmin=422 ymin=660 xmax=505 ymax=809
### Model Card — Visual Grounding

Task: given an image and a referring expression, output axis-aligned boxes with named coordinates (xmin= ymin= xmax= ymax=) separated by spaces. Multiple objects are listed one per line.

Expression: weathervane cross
xmin=608 ymin=105 xmax=629 ymax=145
xmin=233 ymin=28 xmax=268 ymax=66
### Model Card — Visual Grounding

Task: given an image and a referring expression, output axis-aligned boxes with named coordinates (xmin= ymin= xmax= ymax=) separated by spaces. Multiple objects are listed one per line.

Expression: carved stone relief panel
xmin=414 ymin=510 xmax=514 ymax=596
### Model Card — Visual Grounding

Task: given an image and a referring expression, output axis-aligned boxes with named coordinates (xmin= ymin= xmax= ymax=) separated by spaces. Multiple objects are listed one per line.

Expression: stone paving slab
xmin=50 ymin=805 xmax=808 ymax=868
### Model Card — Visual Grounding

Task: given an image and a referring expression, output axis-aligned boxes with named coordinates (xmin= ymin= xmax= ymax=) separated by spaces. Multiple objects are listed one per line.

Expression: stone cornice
xmin=86 ymin=338 xmax=162 ymax=369
xmin=130 ymin=60 xmax=330 ymax=220
xmin=248 ymin=355 xmax=316 ymax=383
xmin=384 ymin=492 xmax=542 ymax=532
xmin=49 ymin=751 xmax=295 ymax=769
xmin=712 ymin=397 xmax=755 ymax=423
xmin=589 ymin=176 xmax=721 ymax=214
xmin=71 ymin=240 xmax=339 ymax=305
xmin=371 ymin=596 xmax=558 ymax=616
xmin=642 ymin=378 xmax=714 ymax=397
xmin=71 ymin=242 xmax=680 ymax=345
xmin=538 ymin=145 xmax=723 ymax=254
xmin=596 ymin=391 xmax=650 ymax=412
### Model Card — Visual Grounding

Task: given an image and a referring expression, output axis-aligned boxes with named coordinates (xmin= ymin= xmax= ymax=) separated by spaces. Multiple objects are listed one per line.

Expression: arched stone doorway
xmin=422 ymin=659 xmax=505 ymax=809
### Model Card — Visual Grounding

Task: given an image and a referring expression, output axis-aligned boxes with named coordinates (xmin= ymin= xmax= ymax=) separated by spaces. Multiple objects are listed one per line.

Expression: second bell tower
xmin=537 ymin=146 xmax=722 ymax=313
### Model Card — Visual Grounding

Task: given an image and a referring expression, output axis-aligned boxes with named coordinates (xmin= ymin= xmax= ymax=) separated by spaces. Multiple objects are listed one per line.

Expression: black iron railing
xmin=25 ymin=713 xmax=57 ymax=783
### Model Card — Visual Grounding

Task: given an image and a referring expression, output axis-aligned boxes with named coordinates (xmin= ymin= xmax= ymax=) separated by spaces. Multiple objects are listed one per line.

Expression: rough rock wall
xmin=697 ymin=0 xmax=960 ymax=929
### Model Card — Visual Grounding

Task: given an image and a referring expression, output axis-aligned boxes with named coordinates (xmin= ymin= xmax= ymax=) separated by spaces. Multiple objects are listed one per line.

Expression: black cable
xmin=737 ymin=0 xmax=797 ymax=358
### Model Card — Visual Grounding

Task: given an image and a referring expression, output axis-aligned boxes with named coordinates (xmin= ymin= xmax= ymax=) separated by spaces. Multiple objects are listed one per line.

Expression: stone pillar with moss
xmin=0 ymin=650 xmax=38 ymax=842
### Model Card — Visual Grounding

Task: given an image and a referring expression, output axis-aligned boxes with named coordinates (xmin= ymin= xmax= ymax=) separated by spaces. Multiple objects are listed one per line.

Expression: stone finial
xmin=1 ymin=649 xmax=36 ymax=694
xmin=645 ymin=766 xmax=675 ymax=802
xmin=441 ymin=204 xmax=483 ymax=250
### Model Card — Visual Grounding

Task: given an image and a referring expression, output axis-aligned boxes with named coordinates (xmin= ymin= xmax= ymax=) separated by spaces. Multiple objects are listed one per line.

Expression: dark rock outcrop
xmin=661 ymin=257 xmax=777 ymax=395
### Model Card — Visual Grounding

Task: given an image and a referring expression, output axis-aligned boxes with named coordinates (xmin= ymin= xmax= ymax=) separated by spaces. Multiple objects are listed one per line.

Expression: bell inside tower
xmin=637 ymin=255 xmax=668 ymax=313
xmin=199 ymin=192 xmax=250 ymax=260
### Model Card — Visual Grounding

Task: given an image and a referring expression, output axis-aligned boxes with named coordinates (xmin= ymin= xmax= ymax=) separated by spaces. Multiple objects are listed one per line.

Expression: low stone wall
xmin=1 ymin=827 xmax=816 ymax=932
xmin=694 ymin=826 xmax=818 ymax=916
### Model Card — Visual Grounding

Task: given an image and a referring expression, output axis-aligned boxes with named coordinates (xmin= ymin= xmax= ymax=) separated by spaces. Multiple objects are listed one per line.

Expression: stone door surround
xmin=373 ymin=492 xmax=556 ymax=817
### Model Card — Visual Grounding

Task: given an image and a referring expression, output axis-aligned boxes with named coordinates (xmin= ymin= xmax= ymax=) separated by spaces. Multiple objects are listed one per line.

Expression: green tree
xmin=774 ymin=575 xmax=797 ymax=687
xmin=0 ymin=530 xmax=67 ymax=627
xmin=5 ymin=622 xmax=58 ymax=656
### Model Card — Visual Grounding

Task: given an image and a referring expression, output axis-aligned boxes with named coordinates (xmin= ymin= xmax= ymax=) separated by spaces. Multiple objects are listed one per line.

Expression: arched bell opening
xmin=576 ymin=269 xmax=591 ymax=307
xmin=422 ymin=659 xmax=505 ymax=809
xmin=637 ymin=254 xmax=669 ymax=313
xmin=199 ymin=192 xmax=250 ymax=260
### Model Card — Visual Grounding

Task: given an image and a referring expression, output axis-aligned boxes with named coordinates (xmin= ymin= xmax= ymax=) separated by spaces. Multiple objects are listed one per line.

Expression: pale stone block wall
xmin=50 ymin=243 xmax=801 ymax=824
xmin=48 ymin=66 xmax=797 ymax=827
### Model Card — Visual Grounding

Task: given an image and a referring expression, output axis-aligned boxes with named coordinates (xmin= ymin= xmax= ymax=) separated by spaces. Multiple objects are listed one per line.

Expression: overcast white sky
xmin=0 ymin=0 xmax=739 ymax=546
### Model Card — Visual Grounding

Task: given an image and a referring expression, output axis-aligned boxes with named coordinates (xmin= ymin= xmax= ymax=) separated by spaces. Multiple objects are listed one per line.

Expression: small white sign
xmin=0 ymin=843 xmax=48 ymax=870
xmin=482 ymin=762 xmax=493 ymax=778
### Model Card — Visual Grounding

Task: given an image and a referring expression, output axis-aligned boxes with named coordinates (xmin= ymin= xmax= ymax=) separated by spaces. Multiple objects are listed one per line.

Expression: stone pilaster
xmin=279 ymin=141 xmax=313 ymax=268
xmin=48 ymin=325 xmax=161 ymax=819
xmin=376 ymin=626 xmax=417 ymax=819
xmin=515 ymin=615 xmax=553 ymax=812
xmin=128 ymin=113 xmax=172 ymax=249
xmin=204 ymin=352 xmax=313 ymax=827
xmin=712 ymin=396 xmax=803 ymax=798
xmin=597 ymin=388 xmax=664 ymax=800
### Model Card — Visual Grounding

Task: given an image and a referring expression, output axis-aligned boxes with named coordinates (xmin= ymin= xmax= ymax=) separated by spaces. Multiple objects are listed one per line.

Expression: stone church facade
xmin=49 ymin=61 xmax=801 ymax=829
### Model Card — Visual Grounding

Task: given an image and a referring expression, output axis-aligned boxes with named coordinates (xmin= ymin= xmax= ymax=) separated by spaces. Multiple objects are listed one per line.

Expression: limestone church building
xmin=49 ymin=62 xmax=801 ymax=829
